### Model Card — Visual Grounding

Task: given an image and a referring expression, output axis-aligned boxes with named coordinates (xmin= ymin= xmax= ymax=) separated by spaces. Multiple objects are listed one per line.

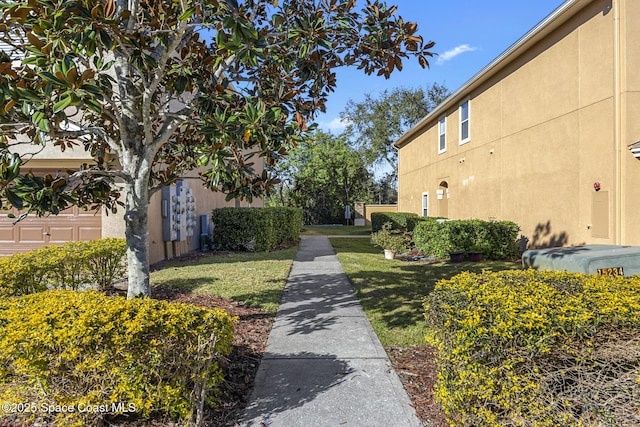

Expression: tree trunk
xmin=124 ymin=176 xmax=151 ymax=299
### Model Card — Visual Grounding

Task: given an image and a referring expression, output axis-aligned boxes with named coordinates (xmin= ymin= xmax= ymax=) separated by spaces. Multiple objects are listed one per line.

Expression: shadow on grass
xmin=151 ymin=277 xmax=215 ymax=294
xmin=152 ymin=246 xmax=298 ymax=270
xmin=232 ymin=288 xmax=285 ymax=310
xmin=302 ymin=225 xmax=372 ymax=236
xmin=330 ymin=237 xmax=521 ymax=332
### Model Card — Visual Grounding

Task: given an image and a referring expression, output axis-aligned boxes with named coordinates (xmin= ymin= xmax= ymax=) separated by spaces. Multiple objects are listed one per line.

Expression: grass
xmin=150 ymin=248 xmax=297 ymax=313
xmin=302 ymin=225 xmax=372 ymax=236
xmin=330 ymin=237 xmax=522 ymax=347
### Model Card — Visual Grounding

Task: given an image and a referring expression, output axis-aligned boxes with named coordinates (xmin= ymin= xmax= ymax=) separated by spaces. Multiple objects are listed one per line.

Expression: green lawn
xmin=302 ymin=225 xmax=372 ymax=236
xmin=150 ymin=248 xmax=297 ymax=313
xmin=330 ymin=237 xmax=522 ymax=347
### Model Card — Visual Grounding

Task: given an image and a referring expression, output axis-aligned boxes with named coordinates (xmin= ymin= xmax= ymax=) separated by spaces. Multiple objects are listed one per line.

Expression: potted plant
xmin=468 ymin=242 xmax=490 ymax=262
xmin=449 ymin=249 xmax=465 ymax=263
xmin=371 ymin=222 xmax=410 ymax=260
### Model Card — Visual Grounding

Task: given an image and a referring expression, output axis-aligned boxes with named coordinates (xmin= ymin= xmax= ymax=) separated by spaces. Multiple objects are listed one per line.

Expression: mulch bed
xmin=387 ymin=346 xmax=449 ymax=427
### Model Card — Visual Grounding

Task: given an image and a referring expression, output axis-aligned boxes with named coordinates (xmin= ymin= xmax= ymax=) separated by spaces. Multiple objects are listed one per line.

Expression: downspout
xmin=614 ymin=0 xmax=623 ymax=244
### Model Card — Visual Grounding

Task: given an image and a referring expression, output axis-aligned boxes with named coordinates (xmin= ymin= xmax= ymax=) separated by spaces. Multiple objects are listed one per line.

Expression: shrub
xmin=0 ymin=290 xmax=235 ymax=426
xmin=0 ymin=250 xmax=48 ymax=296
xmin=83 ymin=238 xmax=127 ymax=291
xmin=424 ymin=270 xmax=640 ymax=426
xmin=371 ymin=222 xmax=411 ymax=253
xmin=211 ymin=207 xmax=302 ymax=251
xmin=0 ymin=238 xmax=126 ymax=296
xmin=412 ymin=219 xmax=452 ymax=259
xmin=413 ymin=219 xmax=520 ymax=260
xmin=371 ymin=212 xmax=422 ymax=233
xmin=39 ymin=242 xmax=92 ymax=291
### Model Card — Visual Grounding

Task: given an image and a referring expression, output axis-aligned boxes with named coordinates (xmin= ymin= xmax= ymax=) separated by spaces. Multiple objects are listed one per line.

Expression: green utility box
xmin=522 ymin=245 xmax=640 ymax=276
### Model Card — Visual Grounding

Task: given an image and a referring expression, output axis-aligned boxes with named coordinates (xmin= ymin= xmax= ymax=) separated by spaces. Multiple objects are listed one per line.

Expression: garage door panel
xmin=0 ymin=226 xmax=15 ymax=243
xmin=0 ymin=168 xmax=102 ymax=256
xmin=49 ymin=226 xmax=75 ymax=242
xmin=0 ymin=212 xmax=101 ymax=256
xmin=79 ymin=226 xmax=101 ymax=240
xmin=19 ymin=226 xmax=46 ymax=242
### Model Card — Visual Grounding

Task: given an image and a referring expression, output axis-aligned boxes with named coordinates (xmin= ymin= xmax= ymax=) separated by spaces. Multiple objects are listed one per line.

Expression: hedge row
xmin=0 ymin=238 xmax=126 ymax=296
xmin=424 ymin=270 xmax=640 ymax=426
xmin=370 ymin=212 xmax=433 ymax=233
xmin=0 ymin=290 xmax=235 ymax=426
xmin=414 ymin=219 xmax=520 ymax=260
xmin=211 ymin=207 xmax=303 ymax=251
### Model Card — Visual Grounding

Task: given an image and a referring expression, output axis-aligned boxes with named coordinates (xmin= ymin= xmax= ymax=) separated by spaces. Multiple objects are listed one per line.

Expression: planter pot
xmin=468 ymin=251 xmax=483 ymax=262
xmin=449 ymin=251 xmax=464 ymax=263
xmin=384 ymin=249 xmax=396 ymax=260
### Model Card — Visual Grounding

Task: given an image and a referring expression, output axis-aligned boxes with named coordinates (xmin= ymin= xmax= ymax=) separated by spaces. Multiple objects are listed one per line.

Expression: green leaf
xmin=178 ymin=7 xmax=195 ymax=21
xmin=174 ymin=76 xmax=188 ymax=93
xmin=5 ymin=188 xmax=23 ymax=210
xmin=38 ymin=118 xmax=50 ymax=132
xmin=39 ymin=71 xmax=66 ymax=86
xmin=84 ymin=98 xmax=102 ymax=114
xmin=53 ymin=96 xmax=72 ymax=113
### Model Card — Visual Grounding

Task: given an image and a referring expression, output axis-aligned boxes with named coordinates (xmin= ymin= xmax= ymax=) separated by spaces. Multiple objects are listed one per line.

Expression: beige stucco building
xmin=0 ymin=147 xmax=263 ymax=264
xmin=395 ymin=0 xmax=640 ymax=248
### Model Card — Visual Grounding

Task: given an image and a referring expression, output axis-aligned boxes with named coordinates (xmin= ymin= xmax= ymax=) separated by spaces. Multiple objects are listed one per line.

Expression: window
xmin=438 ymin=116 xmax=446 ymax=153
xmin=459 ymin=99 xmax=470 ymax=144
xmin=422 ymin=192 xmax=429 ymax=217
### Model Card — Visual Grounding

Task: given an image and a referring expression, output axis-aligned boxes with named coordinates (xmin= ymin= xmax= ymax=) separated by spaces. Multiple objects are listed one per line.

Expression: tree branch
xmin=149 ymin=107 xmax=192 ymax=155
xmin=69 ymin=168 xmax=132 ymax=182
xmin=52 ymin=126 xmax=121 ymax=158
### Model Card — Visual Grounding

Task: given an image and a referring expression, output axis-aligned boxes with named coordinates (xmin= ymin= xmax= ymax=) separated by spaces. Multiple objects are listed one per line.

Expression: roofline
xmin=394 ymin=0 xmax=592 ymax=149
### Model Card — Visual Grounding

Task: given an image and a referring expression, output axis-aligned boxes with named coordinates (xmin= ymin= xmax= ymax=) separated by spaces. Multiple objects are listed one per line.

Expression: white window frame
xmin=459 ymin=99 xmax=470 ymax=145
xmin=422 ymin=192 xmax=429 ymax=217
xmin=438 ymin=116 xmax=446 ymax=154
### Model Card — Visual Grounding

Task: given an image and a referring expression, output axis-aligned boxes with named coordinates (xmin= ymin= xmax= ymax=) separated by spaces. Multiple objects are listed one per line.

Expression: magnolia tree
xmin=0 ymin=0 xmax=434 ymax=298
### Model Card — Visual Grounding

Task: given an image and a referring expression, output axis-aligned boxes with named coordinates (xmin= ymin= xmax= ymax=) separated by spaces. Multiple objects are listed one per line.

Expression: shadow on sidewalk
xmin=276 ymin=271 xmax=361 ymax=336
xmin=242 ymin=352 xmax=353 ymax=425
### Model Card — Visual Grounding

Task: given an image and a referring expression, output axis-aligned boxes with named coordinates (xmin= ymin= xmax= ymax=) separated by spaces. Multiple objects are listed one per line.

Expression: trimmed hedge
xmin=371 ymin=212 xmax=422 ymax=233
xmin=0 ymin=238 xmax=126 ymax=296
xmin=413 ymin=219 xmax=520 ymax=260
xmin=424 ymin=270 xmax=640 ymax=426
xmin=211 ymin=207 xmax=303 ymax=251
xmin=0 ymin=290 xmax=235 ymax=426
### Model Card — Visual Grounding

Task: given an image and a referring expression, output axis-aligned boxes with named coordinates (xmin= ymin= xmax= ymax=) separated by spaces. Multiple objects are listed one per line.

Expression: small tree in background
xmin=273 ymin=131 xmax=371 ymax=224
xmin=341 ymin=83 xmax=450 ymax=183
xmin=0 ymin=0 xmax=435 ymax=297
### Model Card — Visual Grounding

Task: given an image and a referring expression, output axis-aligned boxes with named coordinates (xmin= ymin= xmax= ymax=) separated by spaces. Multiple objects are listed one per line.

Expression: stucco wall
xmin=398 ymin=0 xmax=640 ymax=248
xmin=364 ymin=204 xmax=398 ymax=225
xmin=103 ymin=170 xmax=265 ymax=265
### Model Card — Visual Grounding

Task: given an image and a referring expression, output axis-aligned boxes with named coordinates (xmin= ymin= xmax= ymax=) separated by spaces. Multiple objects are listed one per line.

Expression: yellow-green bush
xmin=424 ymin=270 xmax=640 ymax=426
xmin=0 ymin=238 xmax=126 ymax=296
xmin=0 ymin=250 xmax=48 ymax=296
xmin=0 ymin=290 xmax=235 ymax=426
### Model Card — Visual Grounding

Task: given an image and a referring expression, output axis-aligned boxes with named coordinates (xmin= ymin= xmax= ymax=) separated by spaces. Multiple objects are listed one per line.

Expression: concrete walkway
xmin=241 ymin=236 xmax=422 ymax=427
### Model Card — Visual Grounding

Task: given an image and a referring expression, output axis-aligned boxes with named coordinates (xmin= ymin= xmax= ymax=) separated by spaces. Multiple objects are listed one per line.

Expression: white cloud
xmin=318 ymin=117 xmax=352 ymax=133
xmin=436 ymin=44 xmax=478 ymax=65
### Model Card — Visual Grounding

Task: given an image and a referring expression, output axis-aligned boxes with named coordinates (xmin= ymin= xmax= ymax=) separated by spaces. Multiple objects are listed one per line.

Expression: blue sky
xmin=316 ymin=0 xmax=564 ymax=133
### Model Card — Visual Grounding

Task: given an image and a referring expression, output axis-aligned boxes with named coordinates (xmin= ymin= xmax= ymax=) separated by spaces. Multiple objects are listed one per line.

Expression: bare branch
xmin=149 ymin=107 xmax=191 ymax=156
xmin=214 ymin=54 xmax=237 ymax=80
xmin=69 ymin=168 xmax=132 ymax=183
xmin=52 ymin=126 xmax=121 ymax=156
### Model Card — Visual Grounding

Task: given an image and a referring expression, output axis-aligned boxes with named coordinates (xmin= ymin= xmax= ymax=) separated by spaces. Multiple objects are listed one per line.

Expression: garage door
xmin=0 ymin=205 xmax=102 ymax=256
